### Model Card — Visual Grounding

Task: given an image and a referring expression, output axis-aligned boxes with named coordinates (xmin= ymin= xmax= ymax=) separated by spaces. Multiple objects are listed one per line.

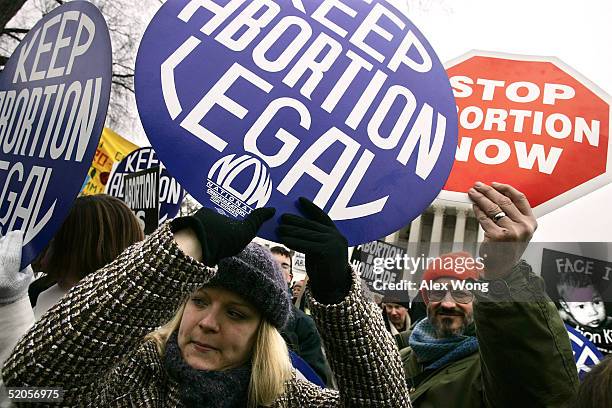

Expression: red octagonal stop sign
xmin=439 ymin=51 xmax=611 ymax=216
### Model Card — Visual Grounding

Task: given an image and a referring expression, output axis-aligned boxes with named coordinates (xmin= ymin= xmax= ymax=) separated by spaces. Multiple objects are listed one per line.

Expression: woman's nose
xmin=198 ymin=310 xmax=221 ymax=332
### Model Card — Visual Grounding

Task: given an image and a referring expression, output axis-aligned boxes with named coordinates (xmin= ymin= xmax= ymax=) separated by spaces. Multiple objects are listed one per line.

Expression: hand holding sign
xmin=172 ymin=206 xmax=275 ymax=266
xmin=278 ymin=197 xmax=351 ymax=304
xmin=468 ymin=182 xmax=537 ymax=280
xmin=0 ymin=1 xmax=111 ymax=268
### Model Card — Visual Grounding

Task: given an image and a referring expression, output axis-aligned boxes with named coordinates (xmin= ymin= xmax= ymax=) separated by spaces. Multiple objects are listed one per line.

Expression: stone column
xmin=477 ymin=225 xmax=485 ymax=242
xmin=428 ymin=205 xmax=445 ymax=257
xmin=452 ymin=207 xmax=467 ymax=252
xmin=407 ymin=215 xmax=422 ymax=258
xmin=384 ymin=231 xmax=400 ymax=244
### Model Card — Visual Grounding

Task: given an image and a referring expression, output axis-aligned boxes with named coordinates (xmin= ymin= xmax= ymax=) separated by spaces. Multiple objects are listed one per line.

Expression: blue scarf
xmin=409 ymin=318 xmax=479 ymax=370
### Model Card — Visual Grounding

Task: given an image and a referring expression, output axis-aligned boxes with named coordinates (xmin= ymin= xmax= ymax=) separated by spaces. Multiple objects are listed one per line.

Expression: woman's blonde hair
xmin=145 ymin=297 xmax=293 ymax=407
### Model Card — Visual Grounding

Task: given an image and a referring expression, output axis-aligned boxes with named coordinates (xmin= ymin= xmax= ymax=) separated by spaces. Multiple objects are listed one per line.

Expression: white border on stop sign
xmin=437 ymin=49 xmax=612 ymax=218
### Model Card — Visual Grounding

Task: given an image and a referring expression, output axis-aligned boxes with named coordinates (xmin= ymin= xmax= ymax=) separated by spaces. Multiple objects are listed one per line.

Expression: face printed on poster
xmin=135 ymin=0 xmax=458 ymax=245
xmin=0 ymin=1 xmax=112 ymax=269
xmin=541 ymin=248 xmax=612 ymax=355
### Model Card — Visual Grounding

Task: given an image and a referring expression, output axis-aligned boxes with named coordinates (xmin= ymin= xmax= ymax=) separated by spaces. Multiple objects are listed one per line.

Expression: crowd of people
xmin=0 ymin=182 xmax=610 ymax=407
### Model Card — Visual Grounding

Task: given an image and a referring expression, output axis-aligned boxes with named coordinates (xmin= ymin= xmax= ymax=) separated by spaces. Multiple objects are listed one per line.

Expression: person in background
xmin=408 ymin=291 xmax=427 ymax=327
xmin=270 ymin=246 xmax=293 ymax=283
xmin=294 ymin=276 xmax=311 ymax=315
xmin=270 ymin=246 xmax=332 ymax=386
xmin=383 ymin=297 xmax=411 ymax=336
xmin=0 ymin=232 xmax=34 ymax=370
xmin=291 ymin=280 xmax=305 ymax=304
xmin=400 ymin=182 xmax=579 ymax=407
xmin=32 ymin=194 xmax=143 ymax=320
xmin=0 ymin=231 xmax=34 ymax=408
xmin=382 ymin=296 xmax=412 ymax=350
xmin=3 ymin=200 xmax=410 ymax=406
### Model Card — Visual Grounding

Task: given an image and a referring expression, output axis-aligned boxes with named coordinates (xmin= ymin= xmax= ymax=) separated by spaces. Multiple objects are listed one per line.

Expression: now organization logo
xmin=206 ymin=154 xmax=272 ymax=217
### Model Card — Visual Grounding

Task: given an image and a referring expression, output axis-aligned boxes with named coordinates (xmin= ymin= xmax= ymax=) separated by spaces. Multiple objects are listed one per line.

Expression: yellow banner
xmin=80 ymin=128 xmax=139 ymax=195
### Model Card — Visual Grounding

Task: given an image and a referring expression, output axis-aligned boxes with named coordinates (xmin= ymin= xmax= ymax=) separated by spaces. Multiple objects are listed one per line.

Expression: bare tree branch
xmin=0 ymin=0 xmax=29 ymax=34
xmin=0 ymin=0 xmax=162 ymax=140
xmin=2 ymin=27 xmax=29 ymax=34
xmin=112 ymin=79 xmax=134 ymax=93
xmin=3 ymin=31 xmax=22 ymax=42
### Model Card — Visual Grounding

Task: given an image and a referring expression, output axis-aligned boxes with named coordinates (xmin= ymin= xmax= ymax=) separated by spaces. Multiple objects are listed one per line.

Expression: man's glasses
xmin=428 ymin=289 xmax=474 ymax=304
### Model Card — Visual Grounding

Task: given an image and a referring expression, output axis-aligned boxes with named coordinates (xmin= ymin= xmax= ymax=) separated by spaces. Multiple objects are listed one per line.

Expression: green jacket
xmin=400 ymin=261 xmax=579 ymax=407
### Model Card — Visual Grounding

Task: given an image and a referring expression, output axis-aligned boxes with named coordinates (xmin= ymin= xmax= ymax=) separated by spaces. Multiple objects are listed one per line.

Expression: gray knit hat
xmin=208 ymin=242 xmax=292 ymax=329
xmin=0 ymin=231 xmax=34 ymax=304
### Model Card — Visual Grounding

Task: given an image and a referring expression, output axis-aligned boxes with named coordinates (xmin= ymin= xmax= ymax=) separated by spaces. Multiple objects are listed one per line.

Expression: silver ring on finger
xmin=493 ymin=211 xmax=507 ymax=223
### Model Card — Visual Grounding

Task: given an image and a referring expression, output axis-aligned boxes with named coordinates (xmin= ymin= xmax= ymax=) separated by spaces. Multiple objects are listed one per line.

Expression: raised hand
xmin=277 ymin=197 xmax=351 ymax=304
xmin=468 ymin=182 xmax=537 ymax=279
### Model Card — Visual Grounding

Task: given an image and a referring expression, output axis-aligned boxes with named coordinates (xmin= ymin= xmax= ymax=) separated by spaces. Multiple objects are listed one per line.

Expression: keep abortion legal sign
xmin=106 ymin=147 xmax=184 ymax=223
xmin=123 ymin=166 xmax=160 ymax=235
xmin=0 ymin=1 xmax=112 ymax=268
xmin=135 ymin=0 xmax=458 ymax=245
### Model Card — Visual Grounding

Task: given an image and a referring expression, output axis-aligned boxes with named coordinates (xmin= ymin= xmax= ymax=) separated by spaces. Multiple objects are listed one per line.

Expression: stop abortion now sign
xmin=136 ymin=0 xmax=458 ymax=245
xmin=440 ymin=51 xmax=612 ymax=216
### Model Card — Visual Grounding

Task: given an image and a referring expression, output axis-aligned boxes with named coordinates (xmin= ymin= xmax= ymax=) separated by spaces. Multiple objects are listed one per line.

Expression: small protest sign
xmin=440 ymin=51 xmax=612 ymax=216
xmin=541 ymin=248 xmax=612 ymax=355
xmin=135 ymin=0 xmax=458 ymax=245
xmin=0 ymin=1 xmax=112 ymax=268
xmin=106 ymin=147 xmax=184 ymax=223
xmin=80 ymin=128 xmax=139 ymax=195
xmin=350 ymin=239 xmax=408 ymax=300
xmin=292 ymin=251 xmax=306 ymax=276
xmin=123 ymin=166 xmax=161 ymax=234
xmin=565 ymin=323 xmax=604 ymax=380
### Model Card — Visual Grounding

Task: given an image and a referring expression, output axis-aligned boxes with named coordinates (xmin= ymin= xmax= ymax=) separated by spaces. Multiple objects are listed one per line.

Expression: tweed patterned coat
xmin=2 ymin=223 xmax=411 ymax=407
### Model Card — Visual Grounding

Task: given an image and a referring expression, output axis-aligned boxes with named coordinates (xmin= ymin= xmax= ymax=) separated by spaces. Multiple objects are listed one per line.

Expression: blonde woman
xmin=2 ymin=199 xmax=410 ymax=407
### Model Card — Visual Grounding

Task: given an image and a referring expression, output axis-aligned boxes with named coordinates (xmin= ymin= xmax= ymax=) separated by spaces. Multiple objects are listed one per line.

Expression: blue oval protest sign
xmin=106 ymin=147 xmax=185 ymax=224
xmin=0 ymin=1 xmax=112 ymax=268
xmin=136 ymin=0 xmax=457 ymax=245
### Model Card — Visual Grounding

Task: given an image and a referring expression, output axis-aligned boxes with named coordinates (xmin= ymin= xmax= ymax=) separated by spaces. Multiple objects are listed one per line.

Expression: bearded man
xmin=400 ymin=182 xmax=579 ymax=407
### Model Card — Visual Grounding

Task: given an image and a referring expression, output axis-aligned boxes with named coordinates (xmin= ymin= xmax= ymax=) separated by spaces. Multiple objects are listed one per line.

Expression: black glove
xmin=277 ymin=197 xmax=351 ymax=304
xmin=171 ymin=207 xmax=275 ymax=266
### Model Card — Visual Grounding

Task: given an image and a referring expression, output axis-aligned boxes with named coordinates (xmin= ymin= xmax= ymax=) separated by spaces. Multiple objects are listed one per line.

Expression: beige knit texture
xmin=2 ymin=223 xmax=410 ymax=407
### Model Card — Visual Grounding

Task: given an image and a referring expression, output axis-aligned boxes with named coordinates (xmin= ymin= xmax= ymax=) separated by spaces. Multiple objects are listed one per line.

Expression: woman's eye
xmin=192 ymin=298 xmax=208 ymax=307
xmin=228 ymin=310 xmax=245 ymax=319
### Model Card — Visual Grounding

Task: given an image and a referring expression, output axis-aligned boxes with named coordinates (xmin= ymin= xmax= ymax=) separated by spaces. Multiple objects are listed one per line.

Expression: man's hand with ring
xmin=468 ymin=182 xmax=537 ymax=280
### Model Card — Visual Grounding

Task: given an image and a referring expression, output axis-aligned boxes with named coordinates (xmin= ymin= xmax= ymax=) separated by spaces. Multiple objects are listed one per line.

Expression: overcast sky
xmin=403 ymin=0 xmax=612 ymax=243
